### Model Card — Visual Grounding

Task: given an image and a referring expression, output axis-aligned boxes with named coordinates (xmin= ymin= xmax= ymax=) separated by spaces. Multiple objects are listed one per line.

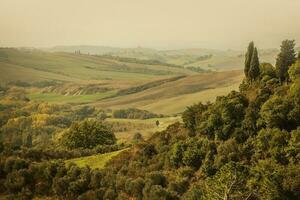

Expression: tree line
xmin=244 ymin=40 xmax=299 ymax=84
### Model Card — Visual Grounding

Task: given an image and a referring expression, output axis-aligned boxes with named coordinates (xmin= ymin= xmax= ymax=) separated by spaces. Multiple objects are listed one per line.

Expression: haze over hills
xmin=46 ymin=45 xmax=288 ymax=71
xmin=47 ymin=45 xmax=224 ymax=56
xmin=1 ymin=0 xmax=300 ymax=198
xmin=3 ymin=45 xmax=297 ymax=115
xmin=2 ymin=45 xmax=297 ymax=115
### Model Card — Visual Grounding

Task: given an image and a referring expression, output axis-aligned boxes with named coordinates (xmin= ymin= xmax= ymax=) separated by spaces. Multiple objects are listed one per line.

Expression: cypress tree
xmin=244 ymin=41 xmax=254 ymax=78
xmin=248 ymin=47 xmax=260 ymax=82
xmin=276 ymin=40 xmax=297 ymax=84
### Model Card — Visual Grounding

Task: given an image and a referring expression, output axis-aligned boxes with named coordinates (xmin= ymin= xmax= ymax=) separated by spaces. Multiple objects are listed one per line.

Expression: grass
xmin=0 ymin=48 xmax=193 ymax=84
xmin=65 ymin=149 xmax=128 ymax=169
xmin=106 ymin=47 xmax=277 ymax=70
xmin=140 ymin=83 xmax=241 ymax=114
xmin=106 ymin=117 xmax=181 ymax=143
xmin=1 ymin=47 xmax=247 ymax=117
xmin=27 ymin=91 xmax=116 ymax=104
xmin=90 ymin=70 xmax=244 ymax=114
xmin=0 ymin=47 xmax=277 ymax=85
xmin=185 ymin=54 xmax=244 ymax=71
xmin=0 ymin=62 xmax=80 ymax=83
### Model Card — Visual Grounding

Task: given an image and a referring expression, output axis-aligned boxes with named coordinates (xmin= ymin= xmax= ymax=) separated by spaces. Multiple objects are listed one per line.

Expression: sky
xmin=0 ymin=0 xmax=300 ymax=50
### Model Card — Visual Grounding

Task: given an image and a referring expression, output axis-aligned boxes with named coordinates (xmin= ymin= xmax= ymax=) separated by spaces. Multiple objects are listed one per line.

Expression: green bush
xmin=113 ymin=108 xmax=161 ymax=119
xmin=62 ymin=119 xmax=116 ymax=149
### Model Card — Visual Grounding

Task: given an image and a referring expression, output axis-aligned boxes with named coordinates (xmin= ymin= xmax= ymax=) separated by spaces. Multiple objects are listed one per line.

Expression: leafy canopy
xmin=62 ymin=119 xmax=116 ymax=149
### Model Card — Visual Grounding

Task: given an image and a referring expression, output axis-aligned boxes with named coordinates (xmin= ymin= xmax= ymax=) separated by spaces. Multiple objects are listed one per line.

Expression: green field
xmin=106 ymin=117 xmax=181 ymax=143
xmin=65 ymin=149 xmax=128 ymax=169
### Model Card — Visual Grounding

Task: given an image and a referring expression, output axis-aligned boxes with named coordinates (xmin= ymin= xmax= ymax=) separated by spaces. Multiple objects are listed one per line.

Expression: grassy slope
xmin=1 ymin=48 xmax=244 ymax=114
xmin=187 ymin=54 xmax=244 ymax=70
xmin=0 ymin=62 xmax=80 ymax=83
xmin=65 ymin=149 xmax=128 ymax=169
xmin=140 ymin=83 xmax=240 ymax=114
xmin=0 ymin=48 xmax=195 ymax=84
xmin=0 ymin=48 xmax=199 ymax=106
xmin=106 ymin=117 xmax=181 ymax=143
xmin=182 ymin=50 xmax=277 ymax=71
xmin=95 ymin=47 xmax=278 ymax=71
xmin=90 ymin=70 xmax=243 ymax=114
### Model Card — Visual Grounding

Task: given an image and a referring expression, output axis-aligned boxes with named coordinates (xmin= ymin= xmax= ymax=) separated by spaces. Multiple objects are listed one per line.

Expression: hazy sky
xmin=0 ymin=0 xmax=300 ymax=50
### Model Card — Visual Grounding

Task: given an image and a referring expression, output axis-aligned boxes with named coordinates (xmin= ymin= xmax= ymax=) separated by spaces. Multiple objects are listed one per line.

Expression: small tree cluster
xmin=113 ymin=108 xmax=162 ymax=119
xmin=244 ymin=42 xmax=260 ymax=83
xmin=62 ymin=119 xmax=116 ymax=149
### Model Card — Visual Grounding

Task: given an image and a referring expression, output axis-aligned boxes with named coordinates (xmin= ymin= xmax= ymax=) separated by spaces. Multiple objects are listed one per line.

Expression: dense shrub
xmin=61 ymin=119 xmax=116 ymax=149
xmin=113 ymin=108 xmax=162 ymax=119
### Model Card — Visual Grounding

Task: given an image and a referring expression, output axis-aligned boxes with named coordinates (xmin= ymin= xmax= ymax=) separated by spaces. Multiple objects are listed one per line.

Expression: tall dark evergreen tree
xmin=248 ymin=47 xmax=260 ymax=82
xmin=298 ymin=51 xmax=300 ymax=60
xmin=276 ymin=40 xmax=297 ymax=84
xmin=244 ymin=42 xmax=254 ymax=78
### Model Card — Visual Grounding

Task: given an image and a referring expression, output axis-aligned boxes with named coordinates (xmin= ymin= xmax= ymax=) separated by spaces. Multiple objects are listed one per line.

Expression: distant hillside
xmin=0 ymin=48 xmax=195 ymax=86
xmin=1 ymin=46 xmax=282 ymax=114
xmin=0 ymin=48 xmax=245 ymax=112
xmin=47 ymin=45 xmax=122 ymax=54
xmin=90 ymin=70 xmax=243 ymax=114
xmin=47 ymin=45 xmax=159 ymax=57
xmin=46 ymin=45 xmax=281 ymax=71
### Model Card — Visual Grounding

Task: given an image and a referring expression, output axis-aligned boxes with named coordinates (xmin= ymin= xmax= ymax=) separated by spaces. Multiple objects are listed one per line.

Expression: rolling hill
xmin=90 ymin=70 xmax=243 ymax=114
xmin=46 ymin=45 xmax=284 ymax=72
xmin=0 ymin=48 xmax=195 ymax=86
xmin=0 ymin=47 xmax=244 ymax=115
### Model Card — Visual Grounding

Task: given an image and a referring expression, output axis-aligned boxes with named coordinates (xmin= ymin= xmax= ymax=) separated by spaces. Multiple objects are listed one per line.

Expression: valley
xmin=1 ymin=1 xmax=300 ymax=198
xmin=1 ymin=43 xmax=299 ymax=199
xmin=0 ymin=47 xmax=245 ymax=144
